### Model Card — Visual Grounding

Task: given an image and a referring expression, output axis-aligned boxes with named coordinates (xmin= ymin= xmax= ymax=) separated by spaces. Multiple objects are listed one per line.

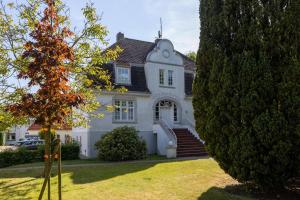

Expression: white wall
xmin=90 ymin=94 xmax=154 ymax=132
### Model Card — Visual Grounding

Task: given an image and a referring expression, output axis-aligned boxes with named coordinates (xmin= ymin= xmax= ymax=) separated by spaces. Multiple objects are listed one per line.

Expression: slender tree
xmin=1 ymin=0 xmax=122 ymax=198
xmin=194 ymin=0 xmax=300 ymax=189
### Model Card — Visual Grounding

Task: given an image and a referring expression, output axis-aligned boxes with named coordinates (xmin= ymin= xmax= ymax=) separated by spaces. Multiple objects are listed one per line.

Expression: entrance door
xmin=160 ymin=105 xmax=173 ymax=127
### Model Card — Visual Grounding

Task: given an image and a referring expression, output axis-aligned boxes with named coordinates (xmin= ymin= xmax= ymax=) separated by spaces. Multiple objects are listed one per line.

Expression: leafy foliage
xmin=193 ymin=0 xmax=300 ymax=189
xmin=37 ymin=143 xmax=80 ymax=161
xmin=0 ymin=132 xmax=3 ymax=145
xmin=0 ymin=143 xmax=80 ymax=168
xmin=95 ymin=126 xmax=147 ymax=161
xmin=38 ymin=128 xmax=56 ymax=142
xmin=186 ymin=51 xmax=196 ymax=62
xmin=0 ymin=0 xmax=123 ymax=130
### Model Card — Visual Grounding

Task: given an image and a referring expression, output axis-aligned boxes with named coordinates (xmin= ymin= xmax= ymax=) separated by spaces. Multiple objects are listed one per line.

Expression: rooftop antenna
xmin=158 ymin=18 xmax=163 ymax=38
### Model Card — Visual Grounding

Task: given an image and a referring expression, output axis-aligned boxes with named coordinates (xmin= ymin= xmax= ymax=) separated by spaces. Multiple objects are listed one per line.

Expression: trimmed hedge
xmin=37 ymin=143 xmax=80 ymax=161
xmin=0 ymin=143 xmax=80 ymax=168
xmin=95 ymin=126 xmax=147 ymax=161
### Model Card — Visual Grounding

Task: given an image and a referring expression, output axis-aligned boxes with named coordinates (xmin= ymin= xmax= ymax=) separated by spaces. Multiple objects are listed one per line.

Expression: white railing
xmin=158 ymin=119 xmax=177 ymax=147
xmin=185 ymin=118 xmax=205 ymax=144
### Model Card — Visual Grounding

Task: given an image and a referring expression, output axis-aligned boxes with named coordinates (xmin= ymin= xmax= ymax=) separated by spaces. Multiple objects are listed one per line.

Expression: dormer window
xmin=116 ymin=66 xmax=130 ymax=84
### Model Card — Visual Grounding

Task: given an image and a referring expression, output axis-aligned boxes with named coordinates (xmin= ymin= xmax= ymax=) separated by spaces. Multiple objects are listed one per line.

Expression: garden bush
xmin=0 ymin=143 xmax=80 ymax=168
xmin=95 ymin=126 xmax=146 ymax=161
xmin=0 ymin=147 xmax=40 ymax=168
xmin=37 ymin=143 xmax=80 ymax=160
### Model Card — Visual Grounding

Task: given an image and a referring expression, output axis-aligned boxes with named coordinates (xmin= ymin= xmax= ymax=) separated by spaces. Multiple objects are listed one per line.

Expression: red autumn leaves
xmin=9 ymin=0 xmax=83 ymax=127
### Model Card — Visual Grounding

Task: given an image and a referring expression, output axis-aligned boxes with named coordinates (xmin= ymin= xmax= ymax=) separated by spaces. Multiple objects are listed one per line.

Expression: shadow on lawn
xmin=67 ymin=160 xmax=176 ymax=184
xmin=198 ymin=183 xmax=300 ymax=200
xmin=0 ymin=159 xmax=187 ymax=185
xmin=0 ymin=178 xmax=40 ymax=200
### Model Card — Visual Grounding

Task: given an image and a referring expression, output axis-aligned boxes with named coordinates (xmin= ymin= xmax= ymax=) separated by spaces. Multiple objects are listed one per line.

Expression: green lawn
xmin=0 ymin=158 xmax=254 ymax=200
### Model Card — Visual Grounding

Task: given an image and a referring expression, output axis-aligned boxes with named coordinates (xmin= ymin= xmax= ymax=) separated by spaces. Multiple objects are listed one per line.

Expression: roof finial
xmin=158 ymin=18 xmax=163 ymax=39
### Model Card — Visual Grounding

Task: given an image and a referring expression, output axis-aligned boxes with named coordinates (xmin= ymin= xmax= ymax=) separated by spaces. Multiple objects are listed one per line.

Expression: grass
xmin=8 ymin=155 xmax=167 ymax=169
xmin=0 ymin=158 xmax=254 ymax=200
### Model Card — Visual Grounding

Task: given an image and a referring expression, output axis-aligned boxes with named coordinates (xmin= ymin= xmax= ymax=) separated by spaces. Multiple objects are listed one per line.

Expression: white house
xmin=3 ymin=122 xmax=72 ymax=145
xmin=73 ymin=33 xmax=207 ymax=158
xmin=27 ymin=123 xmax=72 ymax=144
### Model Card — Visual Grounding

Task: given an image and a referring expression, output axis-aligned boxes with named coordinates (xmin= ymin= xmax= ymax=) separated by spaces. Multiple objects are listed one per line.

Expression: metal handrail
xmin=158 ymin=119 xmax=177 ymax=146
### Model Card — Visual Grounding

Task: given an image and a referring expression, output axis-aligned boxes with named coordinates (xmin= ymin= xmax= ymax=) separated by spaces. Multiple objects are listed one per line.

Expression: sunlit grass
xmin=0 ymin=158 xmax=254 ymax=200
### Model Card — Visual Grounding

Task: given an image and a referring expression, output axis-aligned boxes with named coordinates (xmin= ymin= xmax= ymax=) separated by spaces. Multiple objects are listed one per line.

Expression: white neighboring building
xmin=3 ymin=125 xmax=28 ymax=145
xmin=73 ymin=33 xmax=207 ymax=158
xmin=27 ymin=123 xmax=72 ymax=144
xmin=3 ymin=123 xmax=72 ymax=145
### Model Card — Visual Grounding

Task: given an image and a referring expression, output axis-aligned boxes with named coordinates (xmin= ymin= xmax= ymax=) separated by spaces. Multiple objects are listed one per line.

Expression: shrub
xmin=194 ymin=0 xmax=300 ymax=189
xmin=0 ymin=148 xmax=40 ymax=168
xmin=0 ymin=133 xmax=3 ymax=146
xmin=0 ymin=143 xmax=80 ymax=168
xmin=37 ymin=143 xmax=80 ymax=161
xmin=95 ymin=126 xmax=147 ymax=161
xmin=61 ymin=143 xmax=80 ymax=160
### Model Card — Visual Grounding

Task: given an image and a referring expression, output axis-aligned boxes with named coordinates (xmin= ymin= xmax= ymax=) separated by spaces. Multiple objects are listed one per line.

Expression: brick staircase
xmin=173 ymin=128 xmax=208 ymax=157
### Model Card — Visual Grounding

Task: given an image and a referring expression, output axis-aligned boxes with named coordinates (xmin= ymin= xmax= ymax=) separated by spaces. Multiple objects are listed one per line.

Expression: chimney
xmin=116 ymin=32 xmax=124 ymax=42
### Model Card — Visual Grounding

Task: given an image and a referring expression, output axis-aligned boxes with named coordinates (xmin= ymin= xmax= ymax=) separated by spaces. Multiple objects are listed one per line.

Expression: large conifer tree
xmin=194 ymin=0 xmax=300 ymax=189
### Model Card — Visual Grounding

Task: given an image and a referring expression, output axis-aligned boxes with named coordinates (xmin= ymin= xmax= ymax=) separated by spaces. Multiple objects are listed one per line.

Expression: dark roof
xmin=98 ymin=63 xmax=150 ymax=93
xmin=108 ymin=38 xmax=195 ymax=71
xmin=185 ymin=73 xmax=194 ymax=96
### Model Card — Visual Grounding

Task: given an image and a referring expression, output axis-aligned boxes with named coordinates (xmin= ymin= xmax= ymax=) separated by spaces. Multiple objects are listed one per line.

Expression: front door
xmin=160 ymin=105 xmax=173 ymax=127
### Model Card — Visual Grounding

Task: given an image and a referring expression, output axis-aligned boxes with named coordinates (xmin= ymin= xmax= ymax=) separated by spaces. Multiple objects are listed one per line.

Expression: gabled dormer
xmin=97 ymin=33 xmax=195 ymax=96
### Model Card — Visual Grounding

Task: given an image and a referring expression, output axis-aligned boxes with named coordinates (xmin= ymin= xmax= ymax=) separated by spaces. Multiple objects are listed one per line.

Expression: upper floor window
xmin=114 ymin=100 xmax=135 ymax=122
xmin=168 ymin=70 xmax=173 ymax=86
xmin=159 ymin=68 xmax=174 ymax=87
xmin=159 ymin=69 xmax=164 ymax=85
xmin=116 ymin=67 xmax=130 ymax=84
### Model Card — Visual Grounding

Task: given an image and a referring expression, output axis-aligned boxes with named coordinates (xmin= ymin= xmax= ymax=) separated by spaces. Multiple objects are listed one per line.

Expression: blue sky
xmin=64 ymin=0 xmax=200 ymax=53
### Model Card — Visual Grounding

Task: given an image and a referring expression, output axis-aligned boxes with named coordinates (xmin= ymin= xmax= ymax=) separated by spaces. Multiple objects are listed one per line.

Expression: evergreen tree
xmin=194 ymin=0 xmax=300 ymax=189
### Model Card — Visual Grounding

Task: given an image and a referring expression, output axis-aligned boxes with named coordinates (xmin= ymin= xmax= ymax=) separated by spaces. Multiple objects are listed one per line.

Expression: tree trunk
xmin=57 ymin=134 xmax=62 ymax=200
xmin=39 ymin=126 xmax=52 ymax=200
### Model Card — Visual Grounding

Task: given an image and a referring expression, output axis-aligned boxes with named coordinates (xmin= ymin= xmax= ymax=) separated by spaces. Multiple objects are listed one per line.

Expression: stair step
xmin=177 ymin=152 xmax=208 ymax=157
xmin=177 ymin=140 xmax=201 ymax=144
xmin=172 ymin=128 xmax=208 ymax=157
xmin=178 ymin=146 xmax=205 ymax=149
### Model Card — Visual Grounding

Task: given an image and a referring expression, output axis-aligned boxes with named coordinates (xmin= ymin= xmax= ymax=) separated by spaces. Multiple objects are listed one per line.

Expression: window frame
xmin=159 ymin=69 xmax=164 ymax=85
xmin=168 ymin=70 xmax=173 ymax=86
xmin=116 ymin=66 xmax=131 ymax=85
xmin=113 ymin=99 xmax=136 ymax=123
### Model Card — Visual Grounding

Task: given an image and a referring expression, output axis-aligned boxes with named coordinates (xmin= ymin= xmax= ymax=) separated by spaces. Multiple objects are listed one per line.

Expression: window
xmin=116 ymin=67 xmax=130 ymax=84
xmin=174 ymin=104 xmax=178 ymax=122
xmin=159 ymin=69 xmax=164 ymax=85
xmin=168 ymin=70 xmax=173 ymax=86
xmin=155 ymin=103 xmax=160 ymax=120
xmin=159 ymin=69 xmax=174 ymax=87
xmin=114 ymin=100 xmax=135 ymax=122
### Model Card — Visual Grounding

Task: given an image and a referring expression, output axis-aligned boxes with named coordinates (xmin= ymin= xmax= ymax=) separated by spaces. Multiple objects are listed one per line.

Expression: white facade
xmin=73 ymin=39 xmax=197 ymax=158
